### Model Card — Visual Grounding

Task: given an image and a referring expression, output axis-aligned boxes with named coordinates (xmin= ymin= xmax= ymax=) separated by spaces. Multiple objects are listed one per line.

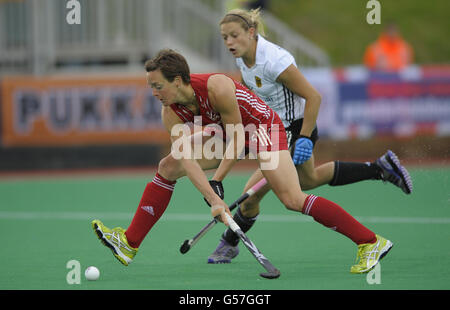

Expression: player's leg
xmin=209 ymin=152 xmax=367 ymax=263
xmin=295 ymin=152 xmax=391 ymax=191
xmin=295 ymin=153 xmax=334 ymax=190
xmin=208 ymin=169 xmax=272 ymax=264
xmin=258 ymin=150 xmax=306 ymax=211
xmin=236 ymin=169 xmax=271 ymax=218
xmin=290 ymin=120 xmax=411 ymax=193
xmin=296 ymin=151 xmax=412 ymax=194
xmin=259 ymin=150 xmax=392 ymax=272
xmin=208 ymin=133 xmax=324 ymax=263
xmin=304 ymin=152 xmax=412 ymax=194
xmin=93 ymin=136 xmax=224 ymax=265
xmin=260 ymin=150 xmax=375 ymax=236
xmin=124 ymin=147 xmax=223 ymax=249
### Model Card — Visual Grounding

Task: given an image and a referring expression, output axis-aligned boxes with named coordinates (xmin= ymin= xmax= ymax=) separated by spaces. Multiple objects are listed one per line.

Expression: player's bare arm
xmin=277 ymin=64 xmax=322 ymax=137
xmin=161 ymin=106 xmax=225 ymax=210
xmin=207 ymin=74 xmax=245 ymax=182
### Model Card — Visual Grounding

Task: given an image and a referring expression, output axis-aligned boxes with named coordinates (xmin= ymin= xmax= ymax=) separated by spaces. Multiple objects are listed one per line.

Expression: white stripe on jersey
xmin=282 ymin=85 xmax=295 ymax=124
xmin=236 ymin=90 xmax=271 ymax=119
xmin=236 ymin=95 xmax=270 ymax=117
xmin=238 ymin=104 xmax=266 ymax=123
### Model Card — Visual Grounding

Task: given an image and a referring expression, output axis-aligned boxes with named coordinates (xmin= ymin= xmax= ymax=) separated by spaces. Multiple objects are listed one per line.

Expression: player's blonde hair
xmin=220 ymin=7 xmax=266 ymax=38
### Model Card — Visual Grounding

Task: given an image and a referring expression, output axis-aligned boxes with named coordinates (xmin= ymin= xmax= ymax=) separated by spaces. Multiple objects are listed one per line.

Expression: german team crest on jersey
xmin=255 ymin=76 xmax=262 ymax=87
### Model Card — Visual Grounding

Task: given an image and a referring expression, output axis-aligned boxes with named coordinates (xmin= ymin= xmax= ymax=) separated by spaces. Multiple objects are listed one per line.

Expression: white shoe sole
xmin=365 ymin=240 xmax=394 ymax=273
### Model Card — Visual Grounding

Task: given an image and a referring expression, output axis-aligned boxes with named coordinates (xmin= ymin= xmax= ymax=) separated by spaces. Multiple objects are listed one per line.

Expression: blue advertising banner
xmin=305 ymin=65 xmax=450 ymax=139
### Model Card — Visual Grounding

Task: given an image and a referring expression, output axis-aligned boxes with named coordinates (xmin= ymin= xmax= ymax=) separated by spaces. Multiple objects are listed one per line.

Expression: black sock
xmin=329 ymin=161 xmax=382 ymax=186
xmin=222 ymin=207 xmax=258 ymax=246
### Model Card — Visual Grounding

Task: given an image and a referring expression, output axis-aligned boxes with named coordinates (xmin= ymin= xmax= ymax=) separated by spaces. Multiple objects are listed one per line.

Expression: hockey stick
xmin=179 ymin=178 xmax=268 ymax=254
xmin=223 ymin=212 xmax=280 ymax=279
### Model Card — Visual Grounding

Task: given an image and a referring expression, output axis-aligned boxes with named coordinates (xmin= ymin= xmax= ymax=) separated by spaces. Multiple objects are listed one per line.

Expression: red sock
xmin=302 ymin=195 xmax=376 ymax=245
xmin=125 ymin=173 xmax=176 ymax=248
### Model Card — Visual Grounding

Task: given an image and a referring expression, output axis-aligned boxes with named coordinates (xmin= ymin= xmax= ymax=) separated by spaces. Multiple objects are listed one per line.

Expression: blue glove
xmin=292 ymin=136 xmax=313 ymax=165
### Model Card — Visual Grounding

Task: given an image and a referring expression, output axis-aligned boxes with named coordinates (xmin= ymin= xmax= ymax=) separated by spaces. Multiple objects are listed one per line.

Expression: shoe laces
xmin=104 ymin=230 xmax=123 ymax=248
xmin=355 ymin=242 xmax=380 ymax=264
xmin=112 ymin=231 xmax=122 ymax=247
xmin=107 ymin=229 xmax=133 ymax=252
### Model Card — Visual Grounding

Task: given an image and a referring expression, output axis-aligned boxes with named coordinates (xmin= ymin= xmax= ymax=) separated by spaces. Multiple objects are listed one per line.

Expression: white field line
xmin=0 ymin=211 xmax=450 ymax=224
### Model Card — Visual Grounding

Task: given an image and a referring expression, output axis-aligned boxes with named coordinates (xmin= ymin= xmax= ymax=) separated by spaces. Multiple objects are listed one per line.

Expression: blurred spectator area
xmin=0 ymin=0 xmax=327 ymax=75
xmin=0 ymin=0 xmax=448 ymax=171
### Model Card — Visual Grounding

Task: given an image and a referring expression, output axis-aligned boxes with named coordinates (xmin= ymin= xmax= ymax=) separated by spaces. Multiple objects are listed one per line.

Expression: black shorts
xmin=285 ymin=118 xmax=319 ymax=150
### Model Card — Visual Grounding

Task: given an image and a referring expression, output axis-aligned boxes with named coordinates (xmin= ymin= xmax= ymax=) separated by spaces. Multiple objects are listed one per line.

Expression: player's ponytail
xmin=248 ymin=7 xmax=266 ymax=37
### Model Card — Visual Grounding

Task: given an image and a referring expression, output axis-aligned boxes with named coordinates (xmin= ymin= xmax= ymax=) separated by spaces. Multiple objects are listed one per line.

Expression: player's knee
xmin=278 ymin=190 xmax=308 ymax=212
xmin=240 ymin=199 xmax=260 ymax=218
xmin=158 ymin=155 xmax=184 ymax=180
xmin=299 ymin=179 xmax=315 ymax=191
xmin=280 ymin=195 xmax=303 ymax=212
xmin=299 ymin=173 xmax=320 ymax=191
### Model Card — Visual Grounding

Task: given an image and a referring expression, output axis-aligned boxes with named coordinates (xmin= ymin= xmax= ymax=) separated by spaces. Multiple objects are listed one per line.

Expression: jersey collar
xmin=254 ymin=34 xmax=268 ymax=65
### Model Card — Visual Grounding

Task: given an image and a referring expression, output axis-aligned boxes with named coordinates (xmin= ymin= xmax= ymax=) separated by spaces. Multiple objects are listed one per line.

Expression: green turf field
xmin=0 ymin=166 xmax=449 ymax=290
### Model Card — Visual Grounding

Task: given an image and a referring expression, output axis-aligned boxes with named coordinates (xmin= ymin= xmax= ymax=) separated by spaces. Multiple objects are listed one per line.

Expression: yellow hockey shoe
xmin=91 ymin=219 xmax=138 ymax=266
xmin=350 ymin=234 xmax=393 ymax=274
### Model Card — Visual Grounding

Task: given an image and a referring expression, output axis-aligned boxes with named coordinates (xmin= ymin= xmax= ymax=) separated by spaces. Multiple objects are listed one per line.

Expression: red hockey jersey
xmin=170 ymin=73 xmax=287 ymax=153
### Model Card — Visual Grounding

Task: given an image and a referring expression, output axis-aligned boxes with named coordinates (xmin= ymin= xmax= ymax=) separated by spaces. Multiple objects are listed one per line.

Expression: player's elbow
xmin=308 ymin=90 xmax=322 ymax=106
